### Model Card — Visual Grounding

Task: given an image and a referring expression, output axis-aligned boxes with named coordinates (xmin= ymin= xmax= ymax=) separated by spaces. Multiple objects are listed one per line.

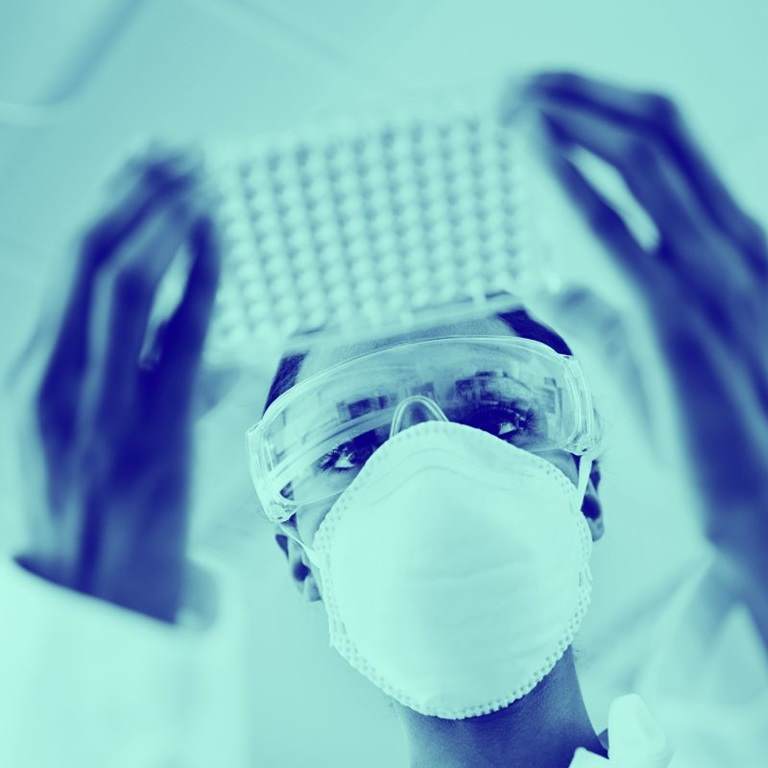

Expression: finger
xmin=83 ymin=156 xmax=203 ymax=273
xmin=114 ymin=143 xmax=204 ymax=195
xmin=91 ymin=199 xmax=203 ymax=423
xmin=35 ymin=161 xmax=198 ymax=453
xmin=151 ymin=215 xmax=221 ymax=416
xmin=543 ymin=112 xmax=768 ymax=414
xmin=529 ymin=71 xmax=768 ymax=278
xmin=539 ymin=104 xmax=760 ymax=313
xmin=541 ymin=109 xmax=764 ymax=342
xmin=539 ymin=105 xmax=708 ymax=253
xmin=659 ymin=313 xmax=768 ymax=511
xmin=542 ymin=143 xmax=669 ymax=297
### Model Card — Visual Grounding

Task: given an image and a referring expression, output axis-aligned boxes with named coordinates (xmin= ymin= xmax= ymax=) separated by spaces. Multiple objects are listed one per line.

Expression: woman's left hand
xmin=516 ymin=72 xmax=768 ymax=630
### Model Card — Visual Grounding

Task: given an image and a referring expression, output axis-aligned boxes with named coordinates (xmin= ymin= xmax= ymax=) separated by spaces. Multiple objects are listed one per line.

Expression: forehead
xmin=298 ymin=316 xmax=516 ymax=382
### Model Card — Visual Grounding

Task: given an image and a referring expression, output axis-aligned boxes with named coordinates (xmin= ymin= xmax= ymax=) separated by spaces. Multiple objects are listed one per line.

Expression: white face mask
xmin=301 ymin=420 xmax=595 ymax=720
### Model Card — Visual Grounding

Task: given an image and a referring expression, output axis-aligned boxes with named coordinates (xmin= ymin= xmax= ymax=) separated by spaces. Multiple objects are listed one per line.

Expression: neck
xmin=398 ymin=650 xmax=605 ymax=768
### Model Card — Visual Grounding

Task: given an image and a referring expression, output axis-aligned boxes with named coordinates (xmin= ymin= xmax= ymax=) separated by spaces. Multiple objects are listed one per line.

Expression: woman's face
xmin=285 ymin=316 xmax=590 ymax=551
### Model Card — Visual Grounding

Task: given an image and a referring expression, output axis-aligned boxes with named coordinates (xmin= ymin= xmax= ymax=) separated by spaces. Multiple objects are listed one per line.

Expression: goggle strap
xmin=576 ymin=449 xmax=598 ymax=508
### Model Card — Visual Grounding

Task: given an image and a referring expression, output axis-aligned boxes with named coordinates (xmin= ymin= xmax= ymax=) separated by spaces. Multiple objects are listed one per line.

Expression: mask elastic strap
xmin=576 ymin=449 xmax=598 ymax=509
xmin=278 ymin=521 xmax=321 ymax=568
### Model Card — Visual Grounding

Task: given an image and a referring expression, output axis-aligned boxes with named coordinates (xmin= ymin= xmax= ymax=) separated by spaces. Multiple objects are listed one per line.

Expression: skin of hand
xmin=13 ymin=152 xmax=221 ymax=623
xmin=515 ymin=71 xmax=768 ymax=635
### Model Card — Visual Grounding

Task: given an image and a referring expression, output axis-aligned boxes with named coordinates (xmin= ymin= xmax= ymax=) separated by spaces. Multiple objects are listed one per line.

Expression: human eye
xmin=453 ymin=372 xmax=540 ymax=442
xmin=318 ymin=444 xmax=360 ymax=473
xmin=316 ymin=430 xmax=382 ymax=473
xmin=470 ymin=402 xmax=539 ymax=442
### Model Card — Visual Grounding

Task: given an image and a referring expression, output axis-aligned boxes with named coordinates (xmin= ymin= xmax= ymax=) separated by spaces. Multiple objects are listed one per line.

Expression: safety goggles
xmin=248 ymin=335 xmax=603 ymax=523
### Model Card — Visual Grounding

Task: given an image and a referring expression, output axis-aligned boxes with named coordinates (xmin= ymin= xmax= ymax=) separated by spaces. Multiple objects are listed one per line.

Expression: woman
xmin=5 ymin=73 xmax=767 ymax=766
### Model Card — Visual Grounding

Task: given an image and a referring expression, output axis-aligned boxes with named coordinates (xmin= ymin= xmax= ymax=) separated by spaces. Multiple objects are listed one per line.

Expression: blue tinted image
xmin=0 ymin=2 xmax=766 ymax=767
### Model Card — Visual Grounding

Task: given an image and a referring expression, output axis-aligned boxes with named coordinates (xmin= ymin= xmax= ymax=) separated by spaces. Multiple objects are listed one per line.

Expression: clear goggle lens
xmin=248 ymin=336 xmax=602 ymax=522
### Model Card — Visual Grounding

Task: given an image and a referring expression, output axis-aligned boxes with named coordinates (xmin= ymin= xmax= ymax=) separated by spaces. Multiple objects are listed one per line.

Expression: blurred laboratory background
xmin=0 ymin=2 xmax=766 ymax=766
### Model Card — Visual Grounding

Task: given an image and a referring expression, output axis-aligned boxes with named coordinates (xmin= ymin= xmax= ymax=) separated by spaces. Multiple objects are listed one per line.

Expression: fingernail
xmin=524 ymin=72 xmax=545 ymax=95
xmin=498 ymin=75 xmax=527 ymax=123
xmin=523 ymin=72 xmax=558 ymax=103
xmin=132 ymin=139 xmax=203 ymax=172
xmin=142 ymin=155 xmax=202 ymax=192
xmin=160 ymin=146 xmax=205 ymax=180
xmin=529 ymin=72 xmax=555 ymax=90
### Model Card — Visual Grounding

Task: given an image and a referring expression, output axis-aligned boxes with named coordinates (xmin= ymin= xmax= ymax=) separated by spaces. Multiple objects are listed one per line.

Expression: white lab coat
xmin=0 ymin=551 xmax=765 ymax=767
xmin=572 ymin=551 xmax=768 ymax=768
xmin=635 ymin=556 xmax=768 ymax=768
xmin=0 ymin=557 xmax=253 ymax=768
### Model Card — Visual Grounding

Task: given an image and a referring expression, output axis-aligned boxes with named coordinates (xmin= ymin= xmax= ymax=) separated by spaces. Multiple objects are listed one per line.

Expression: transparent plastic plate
xmin=203 ymin=96 xmax=548 ymax=363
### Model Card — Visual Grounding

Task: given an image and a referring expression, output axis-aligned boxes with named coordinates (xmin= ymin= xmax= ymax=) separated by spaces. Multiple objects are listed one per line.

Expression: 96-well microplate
xmin=205 ymin=107 xmax=534 ymax=360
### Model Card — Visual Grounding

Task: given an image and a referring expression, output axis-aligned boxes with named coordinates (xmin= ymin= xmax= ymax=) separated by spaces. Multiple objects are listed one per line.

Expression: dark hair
xmin=263 ymin=308 xmax=573 ymax=414
xmin=263 ymin=352 xmax=306 ymax=415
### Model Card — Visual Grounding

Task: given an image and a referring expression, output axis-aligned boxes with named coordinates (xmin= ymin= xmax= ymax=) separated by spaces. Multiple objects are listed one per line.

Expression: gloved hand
xmin=520 ymin=72 xmax=768 ymax=626
xmin=13 ymin=151 xmax=220 ymax=622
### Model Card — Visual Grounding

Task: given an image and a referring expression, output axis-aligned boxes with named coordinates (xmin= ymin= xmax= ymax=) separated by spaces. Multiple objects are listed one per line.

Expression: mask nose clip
xmin=389 ymin=395 xmax=449 ymax=438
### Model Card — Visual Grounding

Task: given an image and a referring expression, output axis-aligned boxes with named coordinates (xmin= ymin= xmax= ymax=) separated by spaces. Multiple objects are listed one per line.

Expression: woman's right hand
xmin=13 ymin=151 xmax=220 ymax=622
